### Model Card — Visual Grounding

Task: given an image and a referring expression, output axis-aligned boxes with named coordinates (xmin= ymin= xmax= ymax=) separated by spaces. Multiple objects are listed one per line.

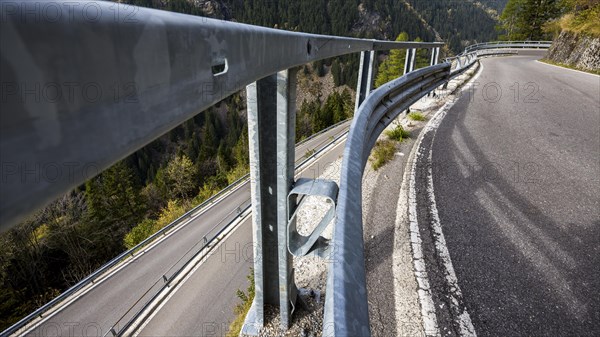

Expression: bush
xmin=124 ymin=200 xmax=186 ymax=249
xmin=123 ymin=219 xmax=156 ymax=249
xmin=408 ymin=112 xmax=426 ymax=121
xmin=560 ymin=4 xmax=600 ymax=37
xmin=385 ymin=125 xmax=411 ymax=142
xmin=371 ymin=140 xmax=397 ymax=170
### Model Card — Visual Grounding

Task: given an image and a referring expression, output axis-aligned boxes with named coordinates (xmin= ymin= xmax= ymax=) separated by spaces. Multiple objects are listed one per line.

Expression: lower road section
xmin=137 ymin=130 xmax=347 ymax=336
xmin=416 ymin=51 xmax=599 ymax=336
xmin=19 ymin=122 xmax=348 ymax=337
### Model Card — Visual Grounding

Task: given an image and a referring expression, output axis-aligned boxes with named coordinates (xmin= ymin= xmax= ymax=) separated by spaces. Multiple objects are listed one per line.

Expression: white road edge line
xmin=395 ymin=111 xmax=438 ymax=337
xmin=18 ymin=180 xmax=244 ymax=336
xmin=130 ymin=208 xmax=253 ymax=336
xmin=399 ymin=63 xmax=483 ymax=337
xmin=425 ymin=142 xmax=476 ymax=336
xmin=535 ymin=60 xmax=600 ymax=77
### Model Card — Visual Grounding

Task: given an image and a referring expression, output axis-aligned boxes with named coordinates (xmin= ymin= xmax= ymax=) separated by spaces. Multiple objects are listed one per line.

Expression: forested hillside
xmin=499 ymin=0 xmax=599 ymax=40
xmin=0 ymin=0 xmax=507 ymax=329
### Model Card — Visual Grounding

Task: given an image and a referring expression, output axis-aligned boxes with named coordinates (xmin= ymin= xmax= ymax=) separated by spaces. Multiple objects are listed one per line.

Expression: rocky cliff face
xmin=545 ymin=31 xmax=600 ymax=72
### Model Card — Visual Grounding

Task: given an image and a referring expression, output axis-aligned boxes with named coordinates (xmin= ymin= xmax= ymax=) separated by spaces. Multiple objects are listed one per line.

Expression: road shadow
xmin=429 ymin=93 xmax=600 ymax=336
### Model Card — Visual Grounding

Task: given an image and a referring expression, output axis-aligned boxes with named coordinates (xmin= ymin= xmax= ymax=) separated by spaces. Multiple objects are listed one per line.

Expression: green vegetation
xmin=371 ymin=140 xmax=397 ymax=171
xmin=296 ymin=89 xmax=354 ymax=141
xmin=405 ymin=0 xmax=506 ymax=52
xmin=124 ymin=200 xmax=187 ymax=249
xmin=371 ymin=124 xmax=412 ymax=170
xmin=545 ymin=0 xmax=600 ymax=37
xmin=375 ymin=33 xmax=409 ymax=87
xmin=499 ymin=0 xmax=600 ymax=40
xmin=227 ymin=270 xmax=255 ymax=337
xmin=408 ymin=112 xmax=427 ymax=121
xmin=385 ymin=125 xmax=411 ymax=142
xmin=0 ymin=0 xmax=511 ymax=329
xmin=499 ymin=0 xmax=562 ymax=40
xmin=375 ymin=33 xmax=431 ymax=88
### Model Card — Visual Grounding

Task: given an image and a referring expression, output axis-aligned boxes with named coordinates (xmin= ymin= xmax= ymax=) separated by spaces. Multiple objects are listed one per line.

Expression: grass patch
xmin=305 ymin=148 xmax=316 ymax=158
xmin=385 ymin=125 xmax=411 ymax=142
xmin=539 ymin=59 xmax=600 ymax=76
xmin=371 ymin=140 xmax=397 ymax=171
xmin=408 ymin=112 xmax=427 ymax=121
xmin=227 ymin=269 xmax=255 ymax=337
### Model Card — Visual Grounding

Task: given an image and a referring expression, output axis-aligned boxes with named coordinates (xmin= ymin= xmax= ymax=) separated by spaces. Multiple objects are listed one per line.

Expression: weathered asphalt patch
xmin=398 ymin=64 xmax=482 ymax=337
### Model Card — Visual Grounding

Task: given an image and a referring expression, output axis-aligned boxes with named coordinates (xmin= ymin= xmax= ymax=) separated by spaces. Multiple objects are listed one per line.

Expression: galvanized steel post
xmin=276 ymin=68 xmax=298 ymax=329
xmin=244 ymin=69 xmax=298 ymax=333
xmin=355 ymin=50 xmax=376 ymax=113
xmin=404 ymin=48 xmax=417 ymax=74
xmin=404 ymin=48 xmax=411 ymax=75
xmin=430 ymin=47 xmax=440 ymax=66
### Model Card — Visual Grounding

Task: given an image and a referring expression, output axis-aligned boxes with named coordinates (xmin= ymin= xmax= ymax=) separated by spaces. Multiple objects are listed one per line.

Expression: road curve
xmin=20 ymin=121 xmax=349 ymax=337
xmin=415 ymin=51 xmax=599 ymax=336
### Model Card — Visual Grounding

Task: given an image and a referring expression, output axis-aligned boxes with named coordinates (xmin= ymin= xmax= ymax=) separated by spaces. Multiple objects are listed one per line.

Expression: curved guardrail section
xmin=464 ymin=40 xmax=552 ymax=54
xmin=446 ymin=53 xmax=478 ymax=78
xmin=3 ymin=1 xmax=484 ymax=336
xmin=324 ymin=63 xmax=452 ymax=336
xmin=0 ymin=0 xmax=442 ymax=230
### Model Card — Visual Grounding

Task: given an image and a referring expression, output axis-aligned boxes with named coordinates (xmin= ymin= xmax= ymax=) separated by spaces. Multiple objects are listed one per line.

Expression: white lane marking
xmin=402 ymin=64 xmax=483 ymax=337
xmin=130 ymin=209 xmax=253 ymax=336
xmin=394 ymin=107 xmax=433 ymax=337
xmin=407 ymin=142 xmax=440 ymax=337
xmin=535 ymin=60 xmax=600 ymax=77
xmin=426 ymin=152 xmax=476 ymax=336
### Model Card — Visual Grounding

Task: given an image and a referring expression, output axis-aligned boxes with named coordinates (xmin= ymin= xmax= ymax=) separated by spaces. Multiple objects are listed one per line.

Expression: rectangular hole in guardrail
xmin=211 ymin=59 xmax=228 ymax=76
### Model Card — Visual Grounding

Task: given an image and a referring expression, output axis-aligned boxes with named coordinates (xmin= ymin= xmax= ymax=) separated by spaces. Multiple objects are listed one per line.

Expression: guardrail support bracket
xmin=287 ymin=178 xmax=339 ymax=258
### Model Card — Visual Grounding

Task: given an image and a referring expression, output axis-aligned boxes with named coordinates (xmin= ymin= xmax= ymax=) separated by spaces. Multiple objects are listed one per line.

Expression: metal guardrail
xmin=6 ymin=1 xmax=547 ymax=336
xmin=0 ymin=0 xmax=442 ymax=230
xmin=463 ymin=40 xmax=552 ymax=54
xmin=477 ymin=50 xmax=520 ymax=58
xmin=3 ymin=117 xmax=351 ymax=336
xmin=119 ymin=120 xmax=352 ymax=337
xmin=1 ymin=2 xmax=444 ymax=335
xmin=323 ymin=63 xmax=452 ymax=336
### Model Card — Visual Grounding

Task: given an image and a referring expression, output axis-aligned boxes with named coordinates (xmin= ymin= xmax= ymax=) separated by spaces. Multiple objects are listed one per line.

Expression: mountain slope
xmin=220 ymin=0 xmax=505 ymax=52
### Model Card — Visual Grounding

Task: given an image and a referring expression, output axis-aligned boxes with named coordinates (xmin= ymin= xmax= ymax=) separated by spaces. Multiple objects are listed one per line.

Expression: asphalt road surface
xmin=20 ymin=121 xmax=349 ymax=337
xmin=415 ymin=51 xmax=599 ymax=336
